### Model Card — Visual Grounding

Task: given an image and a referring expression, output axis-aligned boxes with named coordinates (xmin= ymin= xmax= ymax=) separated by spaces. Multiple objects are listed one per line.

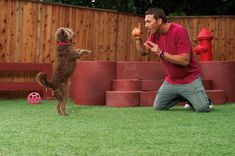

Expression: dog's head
xmin=55 ymin=27 xmax=74 ymax=42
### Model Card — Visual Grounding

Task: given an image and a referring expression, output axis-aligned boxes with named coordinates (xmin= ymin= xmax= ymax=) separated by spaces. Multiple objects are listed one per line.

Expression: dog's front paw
xmin=77 ymin=49 xmax=92 ymax=54
xmin=84 ymin=50 xmax=92 ymax=54
xmin=76 ymin=48 xmax=81 ymax=52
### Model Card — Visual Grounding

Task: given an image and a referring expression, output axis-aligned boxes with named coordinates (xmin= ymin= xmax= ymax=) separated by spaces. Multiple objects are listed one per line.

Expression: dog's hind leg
xmin=54 ymin=88 xmax=64 ymax=115
xmin=56 ymin=101 xmax=62 ymax=115
xmin=59 ymin=83 xmax=68 ymax=116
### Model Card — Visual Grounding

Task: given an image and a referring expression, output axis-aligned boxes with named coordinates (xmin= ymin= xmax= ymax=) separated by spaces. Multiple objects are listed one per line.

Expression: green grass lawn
xmin=0 ymin=99 xmax=234 ymax=156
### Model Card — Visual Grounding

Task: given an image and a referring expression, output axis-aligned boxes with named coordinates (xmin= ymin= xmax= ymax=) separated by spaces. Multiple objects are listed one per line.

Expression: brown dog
xmin=36 ymin=27 xmax=92 ymax=116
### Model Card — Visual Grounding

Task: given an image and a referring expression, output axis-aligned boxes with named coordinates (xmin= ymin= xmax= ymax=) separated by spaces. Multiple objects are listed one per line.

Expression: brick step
xmin=141 ymin=79 xmax=164 ymax=91
xmin=141 ymin=79 xmax=213 ymax=91
xmin=139 ymin=90 xmax=226 ymax=107
xmin=202 ymin=79 xmax=213 ymax=90
xmin=206 ymin=90 xmax=226 ymax=105
xmin=140 ymin=91 xmax=156 ymax=106
xmin=112 ymin=79 xmax=141 ymax=91
xmin=106 ymin=91 xmax=140 ymax=107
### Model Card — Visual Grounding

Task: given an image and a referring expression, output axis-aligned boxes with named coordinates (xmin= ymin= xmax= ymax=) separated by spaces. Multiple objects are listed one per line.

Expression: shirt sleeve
xmin=175 ymin=29 xmax=192 ymax=54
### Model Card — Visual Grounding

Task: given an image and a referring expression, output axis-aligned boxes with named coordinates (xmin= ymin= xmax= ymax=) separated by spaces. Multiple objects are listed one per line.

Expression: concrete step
xmin=112 ymin=79 xmax=140 ymax=91
xmin=106 ymin=91 xmax=140 ymax=107
xmin=139 ymin=89 xmax=226 ymax=107
xmin=202 ymin=79 xmax=213 ymax=90
xmin=140 ymin=91 xmax=156 ymax=106
xmin=206 ymin=90 xmax=226 ymax=105
xmin=141 ymin=79 xmax=164 ymax=91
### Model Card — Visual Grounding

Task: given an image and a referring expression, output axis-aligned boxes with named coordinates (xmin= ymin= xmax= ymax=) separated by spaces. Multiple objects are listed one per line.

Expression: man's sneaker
xmin=209 ymin=99 xmax=213 ymax=110
xmin=184 ymin=99 xmax=213 ymax=110
xmin=184 ymin=103 xmax=191 ymax=109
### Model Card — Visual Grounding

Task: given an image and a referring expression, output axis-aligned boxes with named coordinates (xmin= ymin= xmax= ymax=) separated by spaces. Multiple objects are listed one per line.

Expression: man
xmin=132 ymin=8 xmax=212 ymax=112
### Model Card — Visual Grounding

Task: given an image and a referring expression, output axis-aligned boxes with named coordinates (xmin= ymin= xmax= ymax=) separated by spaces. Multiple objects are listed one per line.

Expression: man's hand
xmin=132 ymin=23 xmax=142 ymax=39
xmin=143 ymin=42 xmax=152 ymax=51
xmin=147 ymin=41 xmax=162 ymax=57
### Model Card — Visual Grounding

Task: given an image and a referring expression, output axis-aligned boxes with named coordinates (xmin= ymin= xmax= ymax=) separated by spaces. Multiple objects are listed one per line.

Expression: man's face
xmin=144 ymin=14 xmax=160 ymax=34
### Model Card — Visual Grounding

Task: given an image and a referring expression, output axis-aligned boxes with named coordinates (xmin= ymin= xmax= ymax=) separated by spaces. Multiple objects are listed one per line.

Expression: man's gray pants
xmin=153 ymin=77 xmax=210 ymax=112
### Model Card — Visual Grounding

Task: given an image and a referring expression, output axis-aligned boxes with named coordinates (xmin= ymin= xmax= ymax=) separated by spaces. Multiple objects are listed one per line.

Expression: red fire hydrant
xmin=194 ymin=28 xmax=213 ymax=61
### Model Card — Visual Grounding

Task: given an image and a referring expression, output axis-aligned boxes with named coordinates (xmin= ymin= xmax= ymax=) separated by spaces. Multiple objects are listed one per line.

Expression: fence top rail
xmin=20 ymin=0 xmax=235 ymax=18
xmin=23 ymin=0 xmax=118 ymax=13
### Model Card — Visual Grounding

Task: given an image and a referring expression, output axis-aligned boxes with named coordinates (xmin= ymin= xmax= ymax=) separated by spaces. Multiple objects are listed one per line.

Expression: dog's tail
xmin=36 ymin=72 xmax=54 ymax=90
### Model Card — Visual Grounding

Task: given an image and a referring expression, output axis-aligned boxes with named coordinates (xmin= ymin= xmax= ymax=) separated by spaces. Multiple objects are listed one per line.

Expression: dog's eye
xmin=61 ymin=30 xmax=65 ymax=35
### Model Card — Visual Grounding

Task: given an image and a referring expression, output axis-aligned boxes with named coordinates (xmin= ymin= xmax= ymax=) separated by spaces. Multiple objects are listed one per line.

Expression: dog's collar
xmin=57 ymin=41 xmax=73 ymax=46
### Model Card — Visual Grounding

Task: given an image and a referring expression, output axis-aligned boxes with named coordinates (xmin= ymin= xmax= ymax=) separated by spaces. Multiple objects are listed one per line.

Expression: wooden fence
xmin=0 ymin=0 xmax=235 ymax=64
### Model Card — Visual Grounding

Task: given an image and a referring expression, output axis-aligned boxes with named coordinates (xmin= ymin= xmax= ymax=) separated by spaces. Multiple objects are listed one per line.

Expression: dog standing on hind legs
xmin=36 ymin=27 xmax=92 ymax=116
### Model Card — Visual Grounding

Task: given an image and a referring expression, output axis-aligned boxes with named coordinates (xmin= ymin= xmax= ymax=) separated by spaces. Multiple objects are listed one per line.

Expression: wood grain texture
xmin=0 ymin=0 xmax=234 ymax=63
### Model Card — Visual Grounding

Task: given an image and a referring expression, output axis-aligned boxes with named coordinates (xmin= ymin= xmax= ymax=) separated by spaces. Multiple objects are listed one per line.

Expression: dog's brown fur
xmin=36 ymin=27 xmax=92 ymax=116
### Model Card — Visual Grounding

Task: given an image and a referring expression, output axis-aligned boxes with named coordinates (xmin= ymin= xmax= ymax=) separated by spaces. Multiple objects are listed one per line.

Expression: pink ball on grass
xmin=27 ymin=92 xmax=41 ymax=105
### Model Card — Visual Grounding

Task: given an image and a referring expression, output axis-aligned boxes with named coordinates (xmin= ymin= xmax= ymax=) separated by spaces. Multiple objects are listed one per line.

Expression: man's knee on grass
xmin=195 ymin=105 xmax=210 ymax=112
xmin=153 ymin=102 xmax=168 ymax=110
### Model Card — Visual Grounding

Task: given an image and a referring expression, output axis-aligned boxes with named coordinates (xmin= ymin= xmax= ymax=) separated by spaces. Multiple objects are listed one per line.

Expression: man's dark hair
xmin=145 ymin=8 xmax=168 ymax=23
